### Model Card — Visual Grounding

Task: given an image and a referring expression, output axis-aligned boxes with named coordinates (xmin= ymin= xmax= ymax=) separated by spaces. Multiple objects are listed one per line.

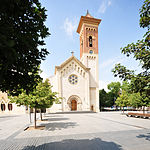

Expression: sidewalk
xmin=0 ymin=112 xmax=150 ymax=150
xmin=0 ymin=113 xmax=41 ymax=140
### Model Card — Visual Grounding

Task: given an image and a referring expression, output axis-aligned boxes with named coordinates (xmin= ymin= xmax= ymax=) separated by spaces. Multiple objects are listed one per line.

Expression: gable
xmin=55 ymin=56 xmax=90 ymax=75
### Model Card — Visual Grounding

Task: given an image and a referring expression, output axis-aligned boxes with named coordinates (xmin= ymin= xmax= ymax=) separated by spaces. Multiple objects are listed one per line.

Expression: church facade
xmin=48 ymin=12 xmax=101 ymax=112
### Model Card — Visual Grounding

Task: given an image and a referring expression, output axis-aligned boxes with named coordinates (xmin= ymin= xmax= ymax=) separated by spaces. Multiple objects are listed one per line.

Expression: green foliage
xmin=115 ymin=91 xmax=129 ymax=107
xmin=121 ymin=81 xmax=131 ymax=93
xmin=140 ymin=0 xmax=150 ymax=30
xmin=112 ymin=0 xmax=150 ymax=105
xmin=107 ymin=92 xmax=116 ymax=107
xmin=128 ymin=93 xmax=143 ymax=108
xmin=0 ymin=0 xmax=50 ymax=96
xmin=11 ymin=79 xmax=58 ymax=109
xmin=99 ymin=82 xmax=121 ymax=108
xmin=107 ymin=82 xmax=121 ymax=99
xmin=99 ymin=89 xmax=113 ymax=108
xmin=115 ymin=92 xmax=144 ymax=109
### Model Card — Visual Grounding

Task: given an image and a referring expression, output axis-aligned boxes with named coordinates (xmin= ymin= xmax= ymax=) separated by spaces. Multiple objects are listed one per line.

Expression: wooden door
xmin=71 ymin=100 xmax=77 ymax=111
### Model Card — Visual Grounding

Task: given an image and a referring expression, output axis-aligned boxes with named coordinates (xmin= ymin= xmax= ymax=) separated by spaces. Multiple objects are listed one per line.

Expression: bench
xmin=126 ymin=112 xmax=150 ymax=119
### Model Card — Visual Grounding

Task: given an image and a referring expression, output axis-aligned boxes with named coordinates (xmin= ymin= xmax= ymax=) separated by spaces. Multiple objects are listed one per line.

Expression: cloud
xmin=108 ymin=0 xmax=112 ymax=6
xmin=63 ymin=17 xmax=78 ymax=38
xmin=98 ymin=0 xmax=112 ymax=14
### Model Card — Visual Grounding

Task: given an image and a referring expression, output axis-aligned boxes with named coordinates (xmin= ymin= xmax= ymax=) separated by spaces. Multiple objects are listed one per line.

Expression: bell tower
xmin=77 ymin=10 xmax=101 ymax=59
xmin=77 ymin=11 xmax=101 ymax=112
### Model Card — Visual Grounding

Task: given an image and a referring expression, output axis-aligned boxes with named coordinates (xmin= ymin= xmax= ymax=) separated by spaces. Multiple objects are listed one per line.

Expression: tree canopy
xmin=0 ymin=0 xmax=50 ymax=95
xmin=99 ymin=82 xmax=122 ymax=110
xmin=128 ymin=93 xmax=143 ymax=108
xmin=107 ymin=82 xmax=121 ymax=99
xmin=112 ymin=0 xmax=150 ymax=105
xmin=99 ymin=89 xmax=111 ymax=108
xmin=11 ymin=79 xmax=58 ymax=109
xmin=10 ymin=79 xmax=59 ymax=128
xmin=115 ymin=91 xmax=129 ymax=108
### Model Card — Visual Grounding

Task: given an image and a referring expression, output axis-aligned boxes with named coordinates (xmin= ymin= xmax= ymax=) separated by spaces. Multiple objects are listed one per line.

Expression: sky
xmin=40 ymin=0 xmax=145 ymax=91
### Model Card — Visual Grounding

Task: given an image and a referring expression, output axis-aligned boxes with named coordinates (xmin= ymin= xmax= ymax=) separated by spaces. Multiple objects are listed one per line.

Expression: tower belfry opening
xmin=89 ymin=36 xmax=92 ymax=47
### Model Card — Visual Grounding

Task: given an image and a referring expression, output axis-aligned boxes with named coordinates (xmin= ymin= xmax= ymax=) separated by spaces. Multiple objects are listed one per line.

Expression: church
xmin=48 ymin=11 xmax=101 ymax=113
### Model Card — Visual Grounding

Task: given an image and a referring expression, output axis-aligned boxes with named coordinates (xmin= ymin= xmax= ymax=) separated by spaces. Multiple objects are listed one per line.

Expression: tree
xmin=115 ymin=91 xmax=129 ymax=113
xmin=121 ymin=81 xmax=131 ymax=93
xmin=11 ymin=79 xmax=59 ymax=128
xmin=112 ymin=0 xmax=150 ymax=106
xmin=107 ymin=82 xmax=121 ymax=107
xmin=107 ymin=82 xmax=121 ymax=97
xmin=99 ymin=89 xmax=110 ymax=110
xmin=0 ymin=0 xmax=50 ymax=95
xmin=107 ymin=92 xmax=116 ymax=107
xmin=128 ymin=93 xmax=143 ymax=109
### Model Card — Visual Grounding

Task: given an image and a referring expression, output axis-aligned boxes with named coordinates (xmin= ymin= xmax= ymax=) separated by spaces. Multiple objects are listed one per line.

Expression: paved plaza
xmin=0 ymin=112 xmax=150 ymax=150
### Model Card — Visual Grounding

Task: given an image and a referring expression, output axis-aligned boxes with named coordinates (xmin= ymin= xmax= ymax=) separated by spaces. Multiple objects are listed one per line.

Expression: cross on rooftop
xmin=71 ymin=51 xmax=74 ymax=56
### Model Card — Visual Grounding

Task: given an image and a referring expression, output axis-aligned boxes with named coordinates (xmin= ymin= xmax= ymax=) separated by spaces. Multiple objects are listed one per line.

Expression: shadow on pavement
xmin=137 ymin=132 xmax=150 ymax=141
xmin=45 ymin=117 xmax=69 ymax=122
xmin=40 ymin=122 xmax=77 ymax=131
xmin=46 ymin=111 xmax=95 ymax=114
xmin=44 ymin=114 xmax=63 ymax=118
xmin=22 ymin=138 xmax=123 ymax=150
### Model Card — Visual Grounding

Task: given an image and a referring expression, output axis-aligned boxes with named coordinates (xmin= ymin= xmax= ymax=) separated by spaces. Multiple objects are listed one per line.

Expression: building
xmin=0 ymin=91 xmax=26 ymax=114
xmin=48 ymin=11 xmax=101 ymax=113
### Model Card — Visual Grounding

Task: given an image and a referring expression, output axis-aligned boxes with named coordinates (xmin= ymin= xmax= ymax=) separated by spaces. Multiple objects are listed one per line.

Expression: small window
xmin=8 ymin=104 xmax=13 ymax=111
xmin=89 ymin=36 xmax=92 ymax=47
xmin=89 ymin=50 xmax=93 ymax=54
xmin=1 ymin=104 xmax=6 ymax=111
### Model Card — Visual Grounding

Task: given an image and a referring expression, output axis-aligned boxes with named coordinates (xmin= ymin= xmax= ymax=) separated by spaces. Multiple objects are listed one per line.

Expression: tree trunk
xmin=143 ymin=106 xmax=145 ymax=114
xmin=40 ymin=109 xmax=43 ymax=121
xmin=123 ymin=107 xmax=124 ymax=114
xmin=34 ymin=108 xmax=37 ymax=129
xmin=29 ymin=106 xmax=32 ymax=123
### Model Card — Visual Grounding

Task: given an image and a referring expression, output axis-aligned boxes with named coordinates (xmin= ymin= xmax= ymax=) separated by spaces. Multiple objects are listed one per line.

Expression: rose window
xmin=68 ymin=74 xmax=78 ymax=85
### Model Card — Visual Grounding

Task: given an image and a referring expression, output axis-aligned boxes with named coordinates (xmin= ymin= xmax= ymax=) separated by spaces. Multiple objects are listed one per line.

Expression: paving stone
xmin=0 ymin=112 xmax=150 ymax=150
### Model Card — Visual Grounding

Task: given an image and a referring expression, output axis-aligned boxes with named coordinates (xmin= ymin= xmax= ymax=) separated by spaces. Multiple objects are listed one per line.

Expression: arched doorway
xmin=67 ymin=95 xmax=82 ymax=111
xmin=71 ymin=100 xmax=77 ymax=111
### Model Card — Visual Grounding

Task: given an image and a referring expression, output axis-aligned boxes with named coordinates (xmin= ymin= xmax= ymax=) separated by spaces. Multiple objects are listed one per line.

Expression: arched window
xmin=1 ymin=103 xmax=6 ymax=111
xmin=89 ymin=36 xmax=92 ymax=47
xmin=8 ymin=103 xmax=13 ymax=111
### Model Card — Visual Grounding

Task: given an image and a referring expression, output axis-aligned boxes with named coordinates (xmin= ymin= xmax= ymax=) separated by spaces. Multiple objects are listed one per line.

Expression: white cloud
xmin=98 ymin=0 xmax=112 ymax=14
xmin=108 ymin=0 xmax=112 ymax=6
xmin=63 ymin=17 xmax=78 ymax=38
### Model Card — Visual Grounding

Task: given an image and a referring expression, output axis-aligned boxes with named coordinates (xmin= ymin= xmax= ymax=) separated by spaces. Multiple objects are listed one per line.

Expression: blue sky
xmin=40 ymin=0 xmax=145 ymax=91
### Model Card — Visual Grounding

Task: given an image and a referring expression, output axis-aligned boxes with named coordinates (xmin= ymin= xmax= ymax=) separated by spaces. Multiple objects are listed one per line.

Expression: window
xmin=68 ymin=74 xmax=78 ymax=85
xmin=89 ymin=36 xmax=92 ymax=47
xmin=1 ymin=104 xmax=5 ymax=111
xmin=8 ymin=104 xmax=13 ymax=111
xmin=89 ymin=50 xmax=93 ymax=54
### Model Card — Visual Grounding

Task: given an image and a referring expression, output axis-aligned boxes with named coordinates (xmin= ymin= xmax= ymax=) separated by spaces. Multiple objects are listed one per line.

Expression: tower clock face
xmin=89 ymin=50 xmax=93 ymax=54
